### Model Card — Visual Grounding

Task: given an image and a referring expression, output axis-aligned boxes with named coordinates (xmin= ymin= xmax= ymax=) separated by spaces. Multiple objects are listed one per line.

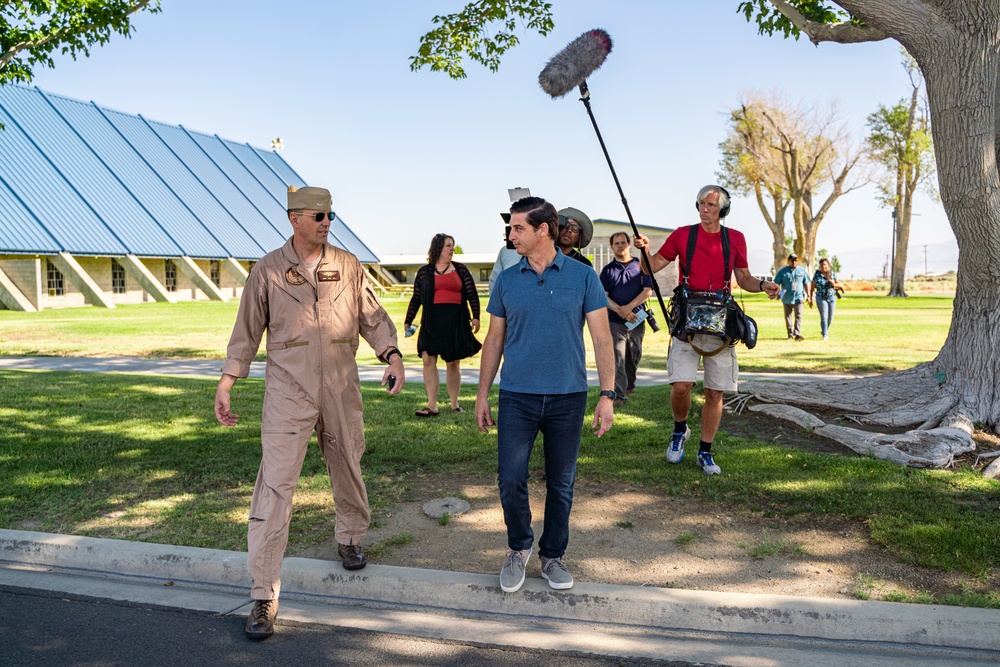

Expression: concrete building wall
xmin=0 ymin=256 xmax=43 ymax=309
xmin=0 ymin=255 xmax=258 ymax=310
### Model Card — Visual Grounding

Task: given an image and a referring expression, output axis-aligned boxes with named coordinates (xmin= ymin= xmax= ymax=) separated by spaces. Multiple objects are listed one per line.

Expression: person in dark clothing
xmin=405 ymin=233 xmax=481 ymax=415
xmin=556 ymin=207 xmax=594 ymax=267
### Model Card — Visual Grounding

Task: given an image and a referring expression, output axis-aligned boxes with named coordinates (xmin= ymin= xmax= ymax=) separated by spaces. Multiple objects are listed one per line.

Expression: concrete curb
xmin=3 ymin=529 xmax=998 ymax=655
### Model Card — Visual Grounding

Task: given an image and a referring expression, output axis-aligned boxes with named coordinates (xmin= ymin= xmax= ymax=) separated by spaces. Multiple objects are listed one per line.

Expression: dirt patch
xmin=294 ymin=475 xmax=972 ymax=601
xmin=292 ymin=408 xmax=999 ymax=602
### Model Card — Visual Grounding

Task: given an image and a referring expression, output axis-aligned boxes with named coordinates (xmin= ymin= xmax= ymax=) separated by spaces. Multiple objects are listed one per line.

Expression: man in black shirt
xmin=556 ymin=207 xmax=594 ymax=267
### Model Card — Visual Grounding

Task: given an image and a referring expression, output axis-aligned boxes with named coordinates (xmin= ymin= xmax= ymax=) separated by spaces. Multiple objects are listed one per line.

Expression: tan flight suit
xmin=221 ymin=238 xmax=398 ymax=600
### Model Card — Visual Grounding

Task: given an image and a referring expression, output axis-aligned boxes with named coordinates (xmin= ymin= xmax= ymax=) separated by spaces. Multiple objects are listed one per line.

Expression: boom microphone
xmin=538 ymin=29 xmax=613 ymax=98
xmin=537 ymin=27 xmax=671 ymax=326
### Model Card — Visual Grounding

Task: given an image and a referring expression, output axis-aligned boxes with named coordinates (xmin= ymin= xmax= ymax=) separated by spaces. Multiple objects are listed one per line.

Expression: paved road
xmin=1 ymin=585 xmax=701 ymax=667
xmin=0 ymin=354 xmax=865 ymax=386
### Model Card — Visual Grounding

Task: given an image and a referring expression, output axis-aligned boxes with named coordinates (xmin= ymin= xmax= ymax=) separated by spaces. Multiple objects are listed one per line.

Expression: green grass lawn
xmin=0 ymin=291 xmax=954 ymax=373
xmin=3 ymin=289 xmax=994 ymax=608
xmin=0 ymin=369 xmax=997 ymax=609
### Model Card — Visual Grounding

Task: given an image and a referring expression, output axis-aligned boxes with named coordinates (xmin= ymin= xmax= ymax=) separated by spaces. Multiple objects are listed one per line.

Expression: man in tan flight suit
xmin=214 ymin=185 xmax=405 ymax=640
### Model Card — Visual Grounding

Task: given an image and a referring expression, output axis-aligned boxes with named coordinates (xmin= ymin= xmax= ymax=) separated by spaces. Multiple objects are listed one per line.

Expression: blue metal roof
xmin=0 ymin=85 xmax=379 ymax=262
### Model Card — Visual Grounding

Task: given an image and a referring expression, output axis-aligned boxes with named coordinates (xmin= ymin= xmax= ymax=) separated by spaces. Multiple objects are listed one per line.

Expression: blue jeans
xmin=497 ymin=389 xmax=587 ymax=558
xmin=817 ymin=296 xmax=836 ymax=337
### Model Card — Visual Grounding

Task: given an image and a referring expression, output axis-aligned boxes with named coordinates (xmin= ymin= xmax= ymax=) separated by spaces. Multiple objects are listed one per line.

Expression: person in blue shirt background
xmin=774 ymin=254 xmax=812 ymax=341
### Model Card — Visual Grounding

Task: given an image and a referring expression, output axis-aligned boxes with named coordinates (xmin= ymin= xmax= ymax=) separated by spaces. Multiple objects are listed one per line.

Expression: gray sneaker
xmin=666 ymin=426 xmax=691 ymax=464
xmin=540 ymin=556 xmax=574 ymax=590
xmin=500 ymin=547 xmax=531 ymax=593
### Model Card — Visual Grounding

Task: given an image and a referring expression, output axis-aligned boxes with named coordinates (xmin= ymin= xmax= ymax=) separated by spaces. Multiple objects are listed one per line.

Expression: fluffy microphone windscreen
xmin=538 ymin=29 xmax=613 ymax=98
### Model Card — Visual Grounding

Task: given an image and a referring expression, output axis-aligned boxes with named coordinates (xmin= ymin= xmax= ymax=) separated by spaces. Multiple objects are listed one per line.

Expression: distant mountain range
xmin=748 ymin=239 xmax=959 ymax=280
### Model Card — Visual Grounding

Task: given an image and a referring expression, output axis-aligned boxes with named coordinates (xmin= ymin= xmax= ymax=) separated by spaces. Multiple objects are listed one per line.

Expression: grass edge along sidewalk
xmin=1 ymin=368 xmax=997 ymax=609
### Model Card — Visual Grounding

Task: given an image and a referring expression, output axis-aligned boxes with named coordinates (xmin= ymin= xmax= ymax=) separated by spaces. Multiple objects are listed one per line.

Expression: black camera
xmin=645 ymin=305 xmax=660 ymax=333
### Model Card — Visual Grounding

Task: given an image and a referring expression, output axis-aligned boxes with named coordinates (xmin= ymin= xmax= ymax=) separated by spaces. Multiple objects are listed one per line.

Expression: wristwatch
xmin=599 ymin=390 xmax=617 ymax=400
xmin=384 ymin=348 xmax=402 ymax=364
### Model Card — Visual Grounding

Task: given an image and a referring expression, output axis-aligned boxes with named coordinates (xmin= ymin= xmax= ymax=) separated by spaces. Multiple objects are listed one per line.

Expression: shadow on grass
xmin=1 ymin=369 xmax=997 ymax=578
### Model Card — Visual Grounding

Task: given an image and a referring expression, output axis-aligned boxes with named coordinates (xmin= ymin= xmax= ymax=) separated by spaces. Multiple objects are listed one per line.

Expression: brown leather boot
xmin=245 ymin=599 xmax=278 ymax=639
xmin=338 ymin=542 xmax=367 ymax=570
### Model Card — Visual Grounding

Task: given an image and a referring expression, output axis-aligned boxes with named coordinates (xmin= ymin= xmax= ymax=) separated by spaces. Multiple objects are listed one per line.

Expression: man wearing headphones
xmin=634 ymin=185 xmax=779 ymax=475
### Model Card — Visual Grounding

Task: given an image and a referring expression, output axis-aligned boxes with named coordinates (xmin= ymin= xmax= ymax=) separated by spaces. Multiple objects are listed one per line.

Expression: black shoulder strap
xmin=683 ymin=224 xmax=698 ymax=283
xmin=721 ymin=226 xmax=731 ymax=285
xmin=684 ymin=224 xmax=732 ymax=290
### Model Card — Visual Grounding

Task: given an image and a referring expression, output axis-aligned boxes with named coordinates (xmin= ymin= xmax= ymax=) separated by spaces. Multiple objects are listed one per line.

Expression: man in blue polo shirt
xmin=774 ymin=254 xmax=812 ymax=341
xmin=476 ymin=196 xmax=616 ymax=594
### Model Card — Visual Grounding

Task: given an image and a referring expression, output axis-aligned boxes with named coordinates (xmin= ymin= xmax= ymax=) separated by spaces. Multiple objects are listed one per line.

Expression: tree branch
xmin=767 ymin=0 xmax=888 ymax=45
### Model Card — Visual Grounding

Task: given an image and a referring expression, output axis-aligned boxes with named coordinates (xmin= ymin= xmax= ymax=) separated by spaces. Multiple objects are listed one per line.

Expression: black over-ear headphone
xmin=694 ymin=185 xmax=731 ymax=218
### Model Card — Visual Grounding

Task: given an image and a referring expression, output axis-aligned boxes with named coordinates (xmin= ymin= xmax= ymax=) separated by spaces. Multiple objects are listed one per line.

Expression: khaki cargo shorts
xmin=666 ymin=334 xmax=739 ymax=392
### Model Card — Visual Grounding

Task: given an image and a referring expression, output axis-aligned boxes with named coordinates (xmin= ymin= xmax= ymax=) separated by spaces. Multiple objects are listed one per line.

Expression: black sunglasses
xmin=295 ymin=211 xmax=335 ymax=222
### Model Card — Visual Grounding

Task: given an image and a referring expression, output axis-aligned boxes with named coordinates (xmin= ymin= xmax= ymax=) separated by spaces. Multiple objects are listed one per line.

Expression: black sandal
xmin=415 ymin=408 xmax=439 ymax=417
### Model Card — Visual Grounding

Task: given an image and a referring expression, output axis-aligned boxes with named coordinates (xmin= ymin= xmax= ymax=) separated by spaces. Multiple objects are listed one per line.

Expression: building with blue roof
xmin=0 ymin=85 xmax=378 ymax=311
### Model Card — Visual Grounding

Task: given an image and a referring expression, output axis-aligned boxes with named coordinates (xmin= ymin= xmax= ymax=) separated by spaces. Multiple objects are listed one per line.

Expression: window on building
xmin=210 ymin=260 xmax=221 ymax=287
xmin=46 ymin=260 xmax=64 ymax=297
xmin=165 ymin=260 xmax=177 ymax=292
xmin=389 ymin=269 xmax=407 ymax=283
xmin=479 ymin=268 xmax=490 ymax=282
xmin=111 ymin=259 xmax=126 ymax=294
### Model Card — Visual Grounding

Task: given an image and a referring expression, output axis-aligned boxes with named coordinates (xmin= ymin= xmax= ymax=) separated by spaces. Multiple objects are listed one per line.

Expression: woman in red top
xmin=405 ymin=234 xmax=482 ymax=416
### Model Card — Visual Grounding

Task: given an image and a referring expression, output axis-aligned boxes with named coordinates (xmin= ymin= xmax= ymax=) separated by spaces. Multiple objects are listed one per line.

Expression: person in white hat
xmin=214 ymin=185 xmax=405 ymax=640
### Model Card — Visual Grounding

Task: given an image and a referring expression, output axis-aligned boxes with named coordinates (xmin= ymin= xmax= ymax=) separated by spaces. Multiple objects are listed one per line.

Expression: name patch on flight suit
xmin=285 ymin=268 xmax=307 ymax=285
xmin=317 ymin=270 xmax=340 ymax=282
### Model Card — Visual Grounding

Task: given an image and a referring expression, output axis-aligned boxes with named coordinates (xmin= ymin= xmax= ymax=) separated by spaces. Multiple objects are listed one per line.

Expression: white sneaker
xmin=697 ymin=451 xmax=722 ymax=475
xmin=666 ymin=426 xmax=690 ymax=464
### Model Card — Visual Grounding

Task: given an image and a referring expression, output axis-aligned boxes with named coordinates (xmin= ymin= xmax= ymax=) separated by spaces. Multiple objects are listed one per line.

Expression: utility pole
xmin=924 ymin=245 xmax=928 ymax=275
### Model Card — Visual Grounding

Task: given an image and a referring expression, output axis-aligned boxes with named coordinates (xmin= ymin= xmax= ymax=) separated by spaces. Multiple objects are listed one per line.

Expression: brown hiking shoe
xmin=245 ymin=599 xmax=278 ymax=639
xmin=339 ymin=542 xmax=367 ymax=570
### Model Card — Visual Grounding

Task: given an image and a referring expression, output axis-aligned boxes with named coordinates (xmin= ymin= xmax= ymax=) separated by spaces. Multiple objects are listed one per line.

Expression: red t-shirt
xmin=433 ymin=271 xmax=463 ymax=304
xmin=656 ymin=224 xmax=748 ymax=292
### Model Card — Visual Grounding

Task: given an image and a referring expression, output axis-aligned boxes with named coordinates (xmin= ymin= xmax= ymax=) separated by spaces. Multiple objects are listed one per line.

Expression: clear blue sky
xmin=30 ymin=0 xmax=955 ymax=278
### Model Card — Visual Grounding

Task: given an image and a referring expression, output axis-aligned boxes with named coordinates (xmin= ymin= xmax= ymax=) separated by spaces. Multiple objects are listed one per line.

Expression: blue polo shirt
xmin=774 ymin=265 xmax=812 ymax=305
xmin=488 ymin=251 xmax=608 ymax=394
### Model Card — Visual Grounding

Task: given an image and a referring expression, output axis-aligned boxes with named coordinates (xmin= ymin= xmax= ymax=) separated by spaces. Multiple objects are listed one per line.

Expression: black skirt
xmin=417 ymin=303 xmax=482 ymax=362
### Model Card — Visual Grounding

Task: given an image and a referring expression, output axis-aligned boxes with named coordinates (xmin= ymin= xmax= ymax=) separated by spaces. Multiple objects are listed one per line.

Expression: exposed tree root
xmin=732 ymin=365 xmax=978 ymax=469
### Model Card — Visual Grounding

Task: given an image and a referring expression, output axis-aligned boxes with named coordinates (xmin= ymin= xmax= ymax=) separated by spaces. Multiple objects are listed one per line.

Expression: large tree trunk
xmin=741 ymin=2 xmax=1000 ymax=465
xmin=916 ymin=16 xmax=1000 ymax=430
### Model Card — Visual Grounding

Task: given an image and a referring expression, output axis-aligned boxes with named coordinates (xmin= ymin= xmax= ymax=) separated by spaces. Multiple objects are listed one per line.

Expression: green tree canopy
xmin=1 ymin=0 xmax=160 ymax=86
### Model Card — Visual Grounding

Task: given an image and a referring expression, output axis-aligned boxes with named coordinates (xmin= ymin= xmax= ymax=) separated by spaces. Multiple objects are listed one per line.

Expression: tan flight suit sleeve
xmin=354 ymin=259 xmax=399 ymax=359
xmin=221 ymin=264 xmax=268 ymax=378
